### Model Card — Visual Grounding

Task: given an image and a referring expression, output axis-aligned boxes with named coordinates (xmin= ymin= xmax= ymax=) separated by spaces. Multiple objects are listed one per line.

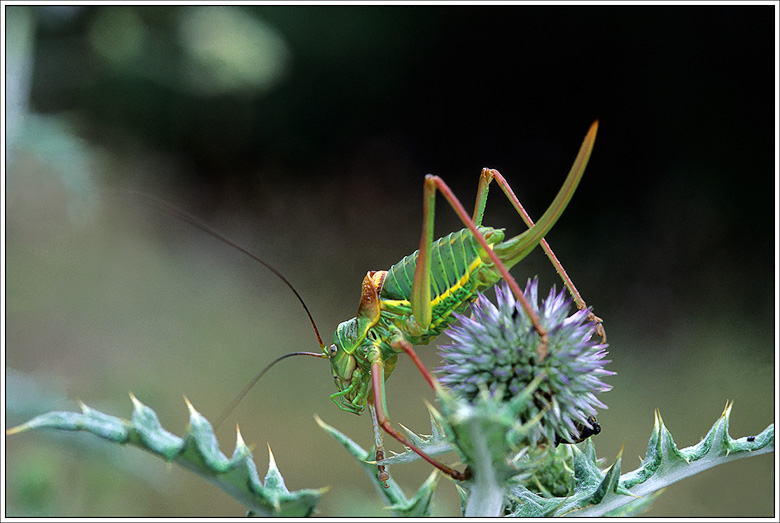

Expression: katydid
xmin=140 ymin=120 xmax=602 ymax=485
xmin=324 ymin=120 xmax=601 ymax=482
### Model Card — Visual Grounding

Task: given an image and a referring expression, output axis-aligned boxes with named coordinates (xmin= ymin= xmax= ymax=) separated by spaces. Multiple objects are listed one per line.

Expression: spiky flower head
xmin=437 ymin=278 xmax=614 ymax=445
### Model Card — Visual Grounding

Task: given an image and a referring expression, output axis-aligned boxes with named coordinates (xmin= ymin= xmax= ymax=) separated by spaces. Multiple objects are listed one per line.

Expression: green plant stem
xmin=463 ymin=435 xmax=506 ymax=517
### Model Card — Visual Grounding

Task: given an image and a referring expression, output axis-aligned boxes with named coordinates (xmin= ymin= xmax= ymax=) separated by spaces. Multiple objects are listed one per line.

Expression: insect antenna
xmin=127 ymin=191 xmax=328 ymax=427
xmin=129 ymin=191 xmax=327 ymax=349
xmin=213 ymin=350 xmax=324 ymax=430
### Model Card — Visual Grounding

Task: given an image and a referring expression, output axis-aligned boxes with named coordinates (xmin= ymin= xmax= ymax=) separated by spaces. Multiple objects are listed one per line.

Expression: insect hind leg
xmin=475 ymin=167 xmax=606 ymax=343
xmin=414 ymin=174 xmax=551 ymax=360
xmin=472 ymin=121 xmax=607 ymax=343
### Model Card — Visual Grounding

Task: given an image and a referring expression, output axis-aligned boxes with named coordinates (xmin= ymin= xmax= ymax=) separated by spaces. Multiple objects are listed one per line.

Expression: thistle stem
xmin=462 ymin=420 xmax=507 ymax=517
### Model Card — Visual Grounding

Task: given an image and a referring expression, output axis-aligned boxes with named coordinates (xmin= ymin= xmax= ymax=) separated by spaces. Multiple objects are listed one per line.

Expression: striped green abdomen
xmin=379 ymin=226 xmax=505 ymax=343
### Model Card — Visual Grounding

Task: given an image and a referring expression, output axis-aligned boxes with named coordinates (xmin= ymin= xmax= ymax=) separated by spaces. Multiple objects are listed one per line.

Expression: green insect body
xmin=324 ymin=121 xmax=600 ymax=482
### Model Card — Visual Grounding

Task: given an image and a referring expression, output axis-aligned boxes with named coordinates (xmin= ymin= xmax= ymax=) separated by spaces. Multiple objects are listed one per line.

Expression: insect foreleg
xmin=475 ymin=164 xmax=606 ymax=343
xmin=368 ymin=405 xmax=390 ymax=487
xmin=369 ymin=358 xmax=471 ymax=481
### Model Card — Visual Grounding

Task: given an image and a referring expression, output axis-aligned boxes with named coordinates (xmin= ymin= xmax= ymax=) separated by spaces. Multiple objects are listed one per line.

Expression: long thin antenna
xmin=213 ymin=351 xmax=326 ymax=429
xmin=127 ymin=190 xmax=331 ymax=428
xmin=128 ymin=190 xmax=326 ymax=349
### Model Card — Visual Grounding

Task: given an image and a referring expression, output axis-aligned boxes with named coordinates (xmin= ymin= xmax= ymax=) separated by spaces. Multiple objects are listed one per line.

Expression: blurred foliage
xmin=4 ymin=4 xmax=775 ymax=517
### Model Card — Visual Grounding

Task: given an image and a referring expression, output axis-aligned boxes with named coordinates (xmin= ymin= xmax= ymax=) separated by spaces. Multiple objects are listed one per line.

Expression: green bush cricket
xmin=322 ymin=120 xmax=602 ymax=483
xmin=143 ymin=120 xmax=602 ymax=486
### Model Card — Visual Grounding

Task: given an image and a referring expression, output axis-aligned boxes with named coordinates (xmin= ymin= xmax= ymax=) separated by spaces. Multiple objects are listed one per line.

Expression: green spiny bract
xmin=437 ymin=278 xmax=614 ymax=446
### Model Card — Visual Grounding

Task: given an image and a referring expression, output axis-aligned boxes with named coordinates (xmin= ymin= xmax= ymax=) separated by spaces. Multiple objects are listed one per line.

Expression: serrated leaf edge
xmin=8 ymin=395 xmax=326 ymax=516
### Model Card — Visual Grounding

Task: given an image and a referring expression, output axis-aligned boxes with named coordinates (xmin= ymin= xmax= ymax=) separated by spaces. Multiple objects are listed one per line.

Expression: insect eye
xmin=328 ymin=344 xmax=338 ymax=358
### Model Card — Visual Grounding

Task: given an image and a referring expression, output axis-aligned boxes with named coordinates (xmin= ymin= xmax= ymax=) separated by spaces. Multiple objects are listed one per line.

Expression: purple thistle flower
xmin=437 ymin=278 xmax=615 ymax=444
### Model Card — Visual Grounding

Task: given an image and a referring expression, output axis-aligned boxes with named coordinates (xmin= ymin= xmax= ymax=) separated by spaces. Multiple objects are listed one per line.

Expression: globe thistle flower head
xmin=437 ymin=278 xmax=614 ymax=445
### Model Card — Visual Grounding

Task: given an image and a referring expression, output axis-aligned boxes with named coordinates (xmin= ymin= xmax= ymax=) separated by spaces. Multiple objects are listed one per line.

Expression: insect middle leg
xmin=370 ymin=355 xmax=471 ymax=481
xmin=368 ymin=405 xmax=390 ymax=486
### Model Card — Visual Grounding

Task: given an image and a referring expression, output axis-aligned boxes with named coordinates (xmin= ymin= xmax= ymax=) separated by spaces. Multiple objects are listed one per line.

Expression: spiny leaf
xmin=385 ymin=471 xmax=440 ymax=517
xmin=615 ymin=402 xmax=773 ymax=499
xmin=7 ymin=395 xmax=326 ymax=517
xmin=381 ymin=411 xmax=455 ymax=465
xmin=505 ymin=401 xmax=773 ymax=517
xmin=315 ymin=415 xmax=440 ymax=517
xmin=129 ymin=393 xmax=183 ymax=460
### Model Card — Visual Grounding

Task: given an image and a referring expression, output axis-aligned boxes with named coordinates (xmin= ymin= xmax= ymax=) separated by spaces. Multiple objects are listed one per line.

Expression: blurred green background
xmin=4 ymin=4 xmax=775 ymax=517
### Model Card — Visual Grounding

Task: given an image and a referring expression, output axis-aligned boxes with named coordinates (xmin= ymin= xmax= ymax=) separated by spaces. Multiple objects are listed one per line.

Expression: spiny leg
xmin=368 ymin=404 xmax=390 ymax=487
xmin=473 ymin=166 xmax=606 ymax=343
xmin=370 ymin=357 xmax=471 ymax=481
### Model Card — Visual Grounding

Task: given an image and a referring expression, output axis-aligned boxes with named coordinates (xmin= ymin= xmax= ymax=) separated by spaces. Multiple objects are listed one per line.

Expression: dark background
xmin=5 ymin=5 xmax=775 ymax=517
